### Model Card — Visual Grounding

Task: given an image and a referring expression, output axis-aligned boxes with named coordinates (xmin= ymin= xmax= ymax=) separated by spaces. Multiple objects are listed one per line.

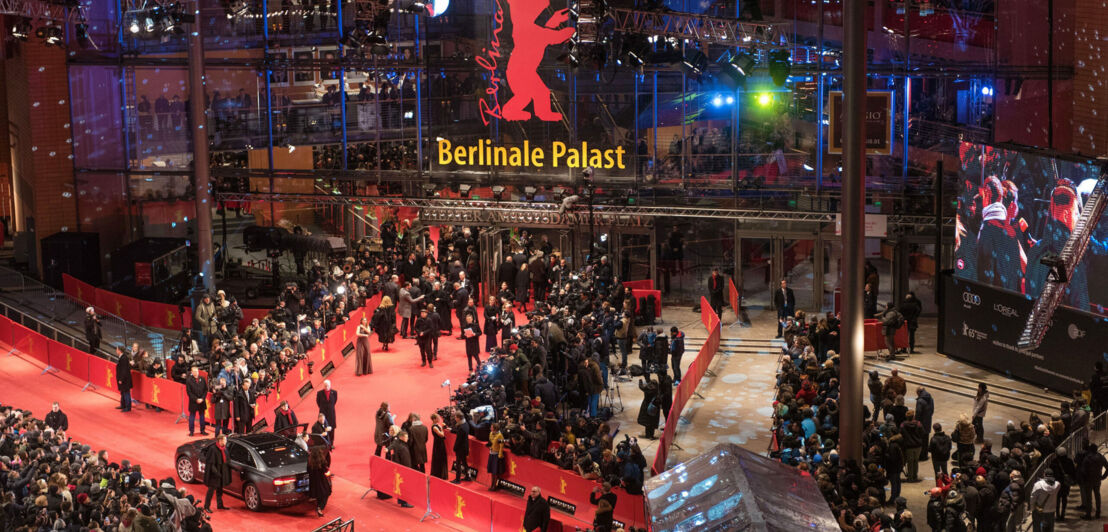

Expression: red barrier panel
xmin=142 ymin=300 xmax=191 ymax=330
xmin=699 ymin=296 xmax=712 ymax=330
xmin=623 ymin=280 xmax=654 ymax=291
xmin=95 ymin=288 xmax=143 ymax=325
xmin=631 ymin=289 xmax=662 ymax=318
xmin=369 ymin=455 xmax=430 ymax=506
xmin=863 ymin=319 xmax=909 ymax=351
xmin=47 ymin=341 xmax=90 ymax=382
xmin=728 ymin=277 xmax=740 ymax=318
xmin=62 ymin=274 xmax=97 ymax=307
xmin=12 ymin=323 xmax=48 ymax=366
xmin=86 ymin=355 xmax=120 ymax=393
xmin=429 ymin=475 xmax=493 ymax=530
xmin=133 ymin=375 xmax=185 ymax=413
xmin=0 ymin=315 xmax=11 ymax=347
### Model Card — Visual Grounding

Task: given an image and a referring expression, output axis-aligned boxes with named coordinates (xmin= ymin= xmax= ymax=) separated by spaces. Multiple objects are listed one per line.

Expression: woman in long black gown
xmin=429 ymin=412 xmax=448 ymax=480
xmin=372 ymin=296 xmax=396 ymax=351
xmin=483 ymin=295 xmax=500 ymax=353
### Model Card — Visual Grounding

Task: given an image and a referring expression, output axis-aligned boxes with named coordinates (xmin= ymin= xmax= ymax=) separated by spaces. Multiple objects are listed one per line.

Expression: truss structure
xmin=608 ymin=8 xmax=788 ymax=48
xmin=215 ymin=191 xmax=949 ymax=228
xmin=0 ymin=0 xmax=84 ymax=23
xmin=1018 ymin=176 xmax=1107 ymax=350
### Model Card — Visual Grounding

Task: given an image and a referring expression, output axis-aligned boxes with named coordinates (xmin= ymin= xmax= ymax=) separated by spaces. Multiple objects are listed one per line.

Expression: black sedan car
xmin=175 ymin=432 xmax=311 ymax=511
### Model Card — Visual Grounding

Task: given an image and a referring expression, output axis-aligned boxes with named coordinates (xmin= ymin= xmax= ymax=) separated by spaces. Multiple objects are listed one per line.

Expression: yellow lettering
xmin=531 ymin=146 xmax=544 ymax=167
xmin=566 ymin=145 xmax=580 ymax=168
xmin=455 ymin=146 xmax=467 ymax=165
xmin=494 ymin=146 xmax=507 ymax=165
xmin=467 ymin=145 xmax=478 ymax=165
xmin=508 ymin=147 xmax=521 ymax=166
xmin=615 ymin=146 xmax=627 ymax=169
xmin=438 ymin=139 xmax=453 ymax=165
xmin=551 ymin=142 xmax=566 ymax=167
xmin=603 ymin=150 xmax=614 ymax=169
xmin=588 ymin=148 xmax=603 ymax=168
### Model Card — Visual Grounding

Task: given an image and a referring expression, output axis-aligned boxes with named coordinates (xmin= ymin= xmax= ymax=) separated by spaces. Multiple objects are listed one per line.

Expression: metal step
xmin=863 ymin=363 xmax=1058 ymax=418
xmin=875 ymin=359 xmax=1067 ymax=406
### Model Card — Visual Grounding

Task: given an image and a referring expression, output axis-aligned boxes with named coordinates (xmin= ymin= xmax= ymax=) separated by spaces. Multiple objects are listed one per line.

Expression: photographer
xmin=450 ymin=410 xmax=471 ymax=484
xmin=637 ymin=376 xmax=660 ymax=440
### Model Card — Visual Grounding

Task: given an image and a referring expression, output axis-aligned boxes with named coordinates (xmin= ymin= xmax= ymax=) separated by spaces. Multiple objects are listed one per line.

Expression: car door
xmin=225 ymin=442 xmax=255 ymax=495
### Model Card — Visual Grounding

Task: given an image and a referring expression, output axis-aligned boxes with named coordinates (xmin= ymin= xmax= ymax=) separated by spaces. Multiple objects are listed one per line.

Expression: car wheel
xmin=243 ymin=483 xmax=262 ymax=512
xmin=176 ymin=456 xmax=195 ymax=483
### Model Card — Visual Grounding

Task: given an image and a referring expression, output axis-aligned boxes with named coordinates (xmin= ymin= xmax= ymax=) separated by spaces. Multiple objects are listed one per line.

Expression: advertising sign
xmin=828 ymin=91 xmax=893 ymax=155
xmin=940 ymin=273 xmax=1107 ymax=393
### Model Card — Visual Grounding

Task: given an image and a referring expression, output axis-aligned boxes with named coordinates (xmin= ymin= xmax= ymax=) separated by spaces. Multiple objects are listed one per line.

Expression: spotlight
xmin=129 ymin=17 xmax=141 ymax=34
xmin=458 ymin=184 xmax=471 ymax=198
xmin=756 ymin=93 xmax=772 ymax=107
xmin=335 ymin=285 xmax=346 ymax=295
xmin=144 ymin=16 xmax=155 ymax=32
xmin=44 ymin=26 xmax=62 ymax=46
xmin=768 ymin=49 xmax=791 ymax=86
xmin=10 ymin=19 xmax=31 ymax=40
xmin=717 ymin=52 xmax=755 ymax=89
xmin=620 ymin=34 xmax=650 ymax=66
xmin=557 ymin=43 xmax=579 ymax=67
xmin=680 ymin=49 xmax=708 ymax=77
xmin=711 ymin=94 xmax=723 ymax=107
xmin=524 ymin=186 xmax=537 ymax=200
xmin=492 ymin=186 xmax=506 ymax=200
xmin=406 ymin=0 xmax=427 ymax=13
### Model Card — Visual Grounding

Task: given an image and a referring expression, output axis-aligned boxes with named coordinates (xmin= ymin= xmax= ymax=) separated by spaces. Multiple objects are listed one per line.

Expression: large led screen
xmin=954 ymin=142 xmax=1107 ymax=316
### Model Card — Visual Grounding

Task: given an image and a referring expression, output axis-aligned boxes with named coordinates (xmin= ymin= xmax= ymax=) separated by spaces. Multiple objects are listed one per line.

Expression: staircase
xmin=683 ymin=336 xmax=786 ymax=358
xmin=862 ymin=358 xmax=1068 ymax=418
xmin=1019 ymin=176 xmax=1108 ymax=349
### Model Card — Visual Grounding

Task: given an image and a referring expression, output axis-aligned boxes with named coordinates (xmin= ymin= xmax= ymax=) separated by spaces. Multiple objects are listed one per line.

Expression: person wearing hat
xmin=415 ymin=307 xmax=434 ymax=368
xmin=1053 ymin=445 xmax=1077 ymax=521
xmin=1031 ymin=467 xmax=1061 ymax=530
xmin=84 ymin=307 xmax=102 ymax=354
xmin=193 ymin=293 xmax=217 ymax=352
xmin=926 ymin=487 xmax=944 ymax=530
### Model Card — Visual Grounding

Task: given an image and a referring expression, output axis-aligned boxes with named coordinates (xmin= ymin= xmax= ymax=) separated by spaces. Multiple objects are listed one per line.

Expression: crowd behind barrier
xmin=64 ymin=274 xmax=273 ymax=334
xmin=4 ymin=289 xmax=380 ymax=432
xmin=651 ymin=297 xmax=721 ymax=475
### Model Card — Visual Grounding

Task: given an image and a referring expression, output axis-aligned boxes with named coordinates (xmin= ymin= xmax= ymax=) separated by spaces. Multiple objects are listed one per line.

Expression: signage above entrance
xmin=827 ymin=91 xmax=893 ymax=155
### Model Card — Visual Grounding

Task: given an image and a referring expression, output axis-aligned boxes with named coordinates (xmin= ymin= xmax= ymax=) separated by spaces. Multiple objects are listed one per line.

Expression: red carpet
xmin=0 ymin=329 xmax=511 ymax=531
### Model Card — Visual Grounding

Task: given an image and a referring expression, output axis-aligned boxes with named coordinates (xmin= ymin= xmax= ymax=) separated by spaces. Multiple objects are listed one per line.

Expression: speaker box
xmin=41 ymin=232 xmax=101 ymax=289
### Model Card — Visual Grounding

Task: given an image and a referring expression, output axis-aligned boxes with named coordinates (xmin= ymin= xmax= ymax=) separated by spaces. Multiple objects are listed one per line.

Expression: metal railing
xmin=1010 ymin=410 xmax=1108 ymax=532
xmin=0 ymin=267 xmax=168 ymax=362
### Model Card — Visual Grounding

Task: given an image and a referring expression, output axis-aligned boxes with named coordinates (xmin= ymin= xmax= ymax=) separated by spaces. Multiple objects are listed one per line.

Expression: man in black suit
xmin=427 ymin=303 xmax=443 ymax=361
xmin=185 ymin=366 xmax=209 ymax=436
xmin=388 ymin=431 xmax=415 ymax=508
xmin=383 ymin=275 xmax=400 ymax=307
xmin=497 ymin=256 xmax=516 ymax=290
xmin=707 ymin=267 xmax=726 ymax=319
xmin=315 ymin=380 xmax=338 ymax=445
xmin=863 ymin=283 xmax=878 ymax=319
xmin=233 ymin=380 xmax=256 ymax=434
xmin=115 ymin=346 xmax=133 ymax=412
xmin=773 ymin=279 xmax=795 ymax=338
xmin=524 ymin=486 xmax=551 ymax=532
xmin=44 ymin=402 xmax=69 ymax=432
xmin=452 ymin=282 xmax=470 ymax=339
xmin=203 ymin=434 xmax=231 ymax=511
xmin=451 ymin=410 xmax=470 ymax=484
xmin=415 ymin=308 xmax=434 ymax=368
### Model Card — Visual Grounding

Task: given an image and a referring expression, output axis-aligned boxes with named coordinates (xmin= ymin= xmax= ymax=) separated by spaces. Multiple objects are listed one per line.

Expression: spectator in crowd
xmin=233 ymin=379 xmax=256 ymax=433
xmin=637 ymin=376 xmax=660 ymax=440
xmin=708 ymin=267 xmax=727 ymax=321
xmin=916 ymin=387 xmax=935 ymax=460
xmin=407 ymin=413 xmax=429 ymax=473
xmin=1077 ymin=442 xmax=1108 ymax=520
xmin=1054 ymin=446 xmax=1077 ymax=521
xmin=973 ymin=383 xmax=989 ymax=443
xmin=374 ymin=402 xmax=393 ymax=457
xmin=430 ymin=412 xmax=448 ymax=480
xmin=929 ymin=423 xmax=952 ymax=477
xmin=84 ymin=307 xmax=101 ymax=354
xmin=669 ymin=326 xmax=685 ymax=384
xmin=1030 ymin=468 xmax=1060 ymax=531
xmin=451 ymin=411 xmax=471 ymax=484
xmin=44 ymin=402 xmax=68 ymax=432
xmin=900 ymin=410 xmax=925 ymax=483
xmin=900 ymin=292 xmax=922 ymax=353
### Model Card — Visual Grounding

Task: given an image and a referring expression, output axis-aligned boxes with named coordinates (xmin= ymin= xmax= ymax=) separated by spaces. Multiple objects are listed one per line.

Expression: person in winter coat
xmin=84 ymin=307 xmax=102 ymax=354
xmin=867 ymin=371 xmax=884 ymax=422
xmin=943 ymin=489 xmax=968 ymax=532
xmin=668 ymin=327 xmax=685 ymax=383
xmin=273 ymin=400 xmax=299 ymax=434
xmin=637 ymin=377 xmax=660 ymax=439
xmin=915 ymin=387 xmax=935 ymax=459
xmin=925 ymin=488 xmax=944 ymax=531
xmin=972 ymin=383 xmax=989 ymax=443
xmin=523 ymin=486 xmax=551 ymax=532
xmin=900 ymin=410 xmax=926 ymax=482
xmin=483 ymin=295 xmax=501 ymax=352
xmin=878 ymin=303 xmax=904 ymax=358
xmin=929 ymin=423 xmax=953 ymax=477
xmin=387 ymin=431 xmax=415 ymax=508
xmin=115 ymin=347 xmax=134 ymax=412
xmin=374 ymin=402 xmax=393 ymax=457
xmin=884 ymin=368 xmax=907 ymax=398
xmin=212 ymin=377 xmax=233 ymax=435
xmin=1054 ymin=445 xmax=1077 ymax=521
xmin=461 ymin=314 xmax=482 ymax=371
xmin=885 ymin=433 xmax=906 ymax=501
xmin=1030 ymin=468 xmax=1061 ymax=531
xmin=372 ymin=297 xmax=397 ymax=351
xmin=398 ymin=283 xmax=422 ymax=339
xmin=954 ymin=413 xmax=977 ymax=467
xmin=657 ymin=372 xmax=674 ymax=421
xmin=308 ymin=445 xmax=332 ymax=516
xmin=202 ymin=435 xmax=231 ymax=511
xmin=193 ymin=294 xmax=218 ymax=351
xmin=900 ymin=292 xmax=922 ymax=353
xmin=1077 ymin=441 xmax=1108 ymax=519
xmin=515 ymin=263 xmax=531 ymax=311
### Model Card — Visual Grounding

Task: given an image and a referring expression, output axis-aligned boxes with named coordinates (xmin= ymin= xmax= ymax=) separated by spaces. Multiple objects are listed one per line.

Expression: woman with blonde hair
xmin=372 ymin=296 xmax=397 ymax=351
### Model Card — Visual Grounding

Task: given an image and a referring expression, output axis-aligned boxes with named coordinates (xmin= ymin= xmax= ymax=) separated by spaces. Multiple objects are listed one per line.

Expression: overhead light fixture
xmin=10 ymin=19 xmax=31 ymax=40
xmin=681 ymin=49 xmax=708 ymax=78
xmin=129 ymin=16 xmax=140 ymax=34
xmin=458 ymin=184 xmax=471 ymax=198
xmin=44 ymin=26 xmax=63 ymax=46
xmin=492 ymin=186 xmax=506 ymax=200
xmin=768 ymin=49 xmax=791 ymax=86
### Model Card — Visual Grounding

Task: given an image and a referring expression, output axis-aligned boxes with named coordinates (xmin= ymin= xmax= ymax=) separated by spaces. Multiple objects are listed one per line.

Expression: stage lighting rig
xmin=10 ymin=18 xmax=31 ymax=40
xmin=768 ymin=49 xmax=791 ymax=86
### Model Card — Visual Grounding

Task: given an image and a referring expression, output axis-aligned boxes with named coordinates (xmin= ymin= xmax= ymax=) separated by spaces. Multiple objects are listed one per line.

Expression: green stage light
xmin=756 ymin=93 xmax=772 ymax=107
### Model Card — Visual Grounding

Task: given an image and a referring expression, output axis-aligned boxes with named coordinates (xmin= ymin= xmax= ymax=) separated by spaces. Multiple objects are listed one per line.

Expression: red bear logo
xmin=502 ymin=0 xmax=574 ymax=121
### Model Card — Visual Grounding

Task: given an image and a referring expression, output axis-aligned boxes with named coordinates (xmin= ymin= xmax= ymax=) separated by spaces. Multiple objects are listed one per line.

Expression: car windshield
xmin=255 ymin=442 xmax=307 ymax=468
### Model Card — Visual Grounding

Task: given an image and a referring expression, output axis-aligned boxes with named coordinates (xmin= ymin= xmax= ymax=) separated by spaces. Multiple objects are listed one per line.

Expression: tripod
xmin=603 ymin=380 xmax=624 ymax=413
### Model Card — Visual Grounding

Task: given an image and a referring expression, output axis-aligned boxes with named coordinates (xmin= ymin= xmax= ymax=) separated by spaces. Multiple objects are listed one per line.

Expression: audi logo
xmin=962 ymin=292 xmax=981 ymax=306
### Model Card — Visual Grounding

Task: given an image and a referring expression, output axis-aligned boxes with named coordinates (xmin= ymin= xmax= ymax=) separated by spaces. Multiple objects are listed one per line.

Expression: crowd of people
xmin=0 ymin=403 xmax=209 ymax=531
xmin=770 ymin=317 xmax=1108 ymax=530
